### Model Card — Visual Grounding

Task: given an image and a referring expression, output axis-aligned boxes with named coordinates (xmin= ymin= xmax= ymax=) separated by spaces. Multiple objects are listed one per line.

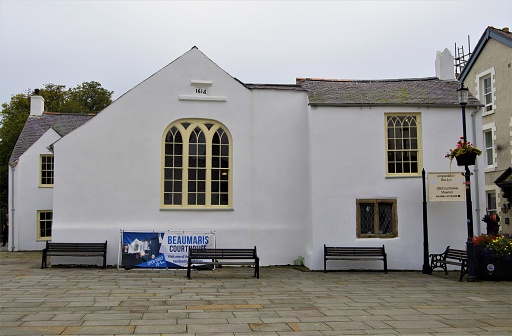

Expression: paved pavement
xmin=0 ymin=249 xmax=511 ymax=336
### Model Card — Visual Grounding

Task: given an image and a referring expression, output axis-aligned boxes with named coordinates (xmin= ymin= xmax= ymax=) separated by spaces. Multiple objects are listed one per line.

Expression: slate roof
xmin=296 ymin=77 xmax=482 ymax=107
xmin=9 ymin=112 xmax=94 ymax=165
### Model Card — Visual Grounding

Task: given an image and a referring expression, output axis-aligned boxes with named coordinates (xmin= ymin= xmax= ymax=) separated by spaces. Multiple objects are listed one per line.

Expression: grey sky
xmin=1 ymin=0 xmax=511 ymax=106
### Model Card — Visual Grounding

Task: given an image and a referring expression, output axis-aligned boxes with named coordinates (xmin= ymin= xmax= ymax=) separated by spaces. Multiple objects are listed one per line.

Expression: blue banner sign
xmin=120 ymin=231 xmax=215 ymax=269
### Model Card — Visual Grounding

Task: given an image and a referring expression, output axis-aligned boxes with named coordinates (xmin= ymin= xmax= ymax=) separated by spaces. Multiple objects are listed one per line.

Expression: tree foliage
xmin=0 ymin=82 xmax=113 ymax=208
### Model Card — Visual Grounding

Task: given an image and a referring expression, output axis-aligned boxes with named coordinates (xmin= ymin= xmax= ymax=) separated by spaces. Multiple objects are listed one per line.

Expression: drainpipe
xmin=9 ymin=165 xmax=15 ymax=251
xmin=471 ymin=107 xmax=481 ymax=236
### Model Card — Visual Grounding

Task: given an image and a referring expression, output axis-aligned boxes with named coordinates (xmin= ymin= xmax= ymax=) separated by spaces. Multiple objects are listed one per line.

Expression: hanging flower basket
xmin=445 ymin=137 xmax=482 ymax=167
xmin=455 ymin=152 xmax=477 ymax=166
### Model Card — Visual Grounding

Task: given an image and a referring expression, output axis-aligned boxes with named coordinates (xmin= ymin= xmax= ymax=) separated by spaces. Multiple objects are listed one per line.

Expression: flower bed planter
xmin=478 ymin=256 xmax=512 ymax=281
xmin=455 ymin=153 xmax=477 ymax=166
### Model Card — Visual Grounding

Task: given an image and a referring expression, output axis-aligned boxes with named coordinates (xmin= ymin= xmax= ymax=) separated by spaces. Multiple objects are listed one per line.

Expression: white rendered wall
xmin=306 ymin=105 xmax=485 ymax=270
xmin=10 ymin=129 xmax=60 ymax=251
xmin=52 ymin=48 xmax=310 ymax=266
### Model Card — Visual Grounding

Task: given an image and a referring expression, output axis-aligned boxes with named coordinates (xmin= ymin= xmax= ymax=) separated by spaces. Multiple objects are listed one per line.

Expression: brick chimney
xmin=30 ymin=89 xmax=44 ymax=116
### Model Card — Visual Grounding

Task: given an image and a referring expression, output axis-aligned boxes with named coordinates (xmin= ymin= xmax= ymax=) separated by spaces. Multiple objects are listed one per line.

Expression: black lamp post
xmin=457 ymin=83 xmax=477 ymax=282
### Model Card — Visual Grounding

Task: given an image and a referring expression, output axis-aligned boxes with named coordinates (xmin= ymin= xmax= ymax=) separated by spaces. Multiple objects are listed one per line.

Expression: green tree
xmin=0 ymin=82 xmax=113 ymax=208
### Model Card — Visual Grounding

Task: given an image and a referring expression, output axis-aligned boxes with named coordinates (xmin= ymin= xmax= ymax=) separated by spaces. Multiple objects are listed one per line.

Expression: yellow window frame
xmin=40 ymin=154 xmax=54 ymax=187
xmin=385 ymin=113 xmax=422 ymax=177
xmin=161 ymin=119 xmax=232 ymax=209
xmin=37 ymin=210 xmax=52 ymax=241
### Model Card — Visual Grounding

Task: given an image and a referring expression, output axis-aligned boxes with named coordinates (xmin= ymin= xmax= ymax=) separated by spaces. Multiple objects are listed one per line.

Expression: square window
xmin=357 ymin=199 xmax=398 ymax=238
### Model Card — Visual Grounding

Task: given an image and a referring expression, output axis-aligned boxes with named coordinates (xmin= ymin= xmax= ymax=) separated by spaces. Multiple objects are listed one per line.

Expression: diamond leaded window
xmin=357 ymin=199 xmax=397 ymax=238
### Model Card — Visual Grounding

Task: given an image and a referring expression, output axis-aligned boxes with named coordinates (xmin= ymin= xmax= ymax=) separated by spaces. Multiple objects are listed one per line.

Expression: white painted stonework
xmin=9 ymin=129 xmax=59 ymax=250
xmin=9 ymin=48 xmax=486 ymax=271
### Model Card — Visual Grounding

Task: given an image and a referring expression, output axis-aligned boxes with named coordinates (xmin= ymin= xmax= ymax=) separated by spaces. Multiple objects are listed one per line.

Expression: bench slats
xmin=187 ymin=247 xmax=259 ymax=279
xmin=429 ymin=246 xmax=468 ymax=281
xmin=324 ymin=245 xmax=387 ymax=273
xmin=41 ymin=241 xmax=107 ymax=269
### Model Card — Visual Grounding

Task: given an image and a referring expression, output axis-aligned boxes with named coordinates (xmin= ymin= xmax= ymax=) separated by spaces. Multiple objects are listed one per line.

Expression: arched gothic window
xmin=386 ymin=113 xmax=422 ymax=176
xmin=162 ymin=119 xmax=231 ymax=208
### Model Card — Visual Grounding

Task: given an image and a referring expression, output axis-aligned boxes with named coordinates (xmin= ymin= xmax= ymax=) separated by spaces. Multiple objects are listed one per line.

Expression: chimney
xmin=435 ymin=48 xmax=455 ymax=80
xmin=503 ymin=27 xmax=510 ymax=32
xmin=30 ymin=89 xmax=44 ymax=116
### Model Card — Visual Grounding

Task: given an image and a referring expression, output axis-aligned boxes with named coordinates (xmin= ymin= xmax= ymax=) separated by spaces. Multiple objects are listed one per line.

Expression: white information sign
xmin=428 ymin=172 xmax=466 ymax=202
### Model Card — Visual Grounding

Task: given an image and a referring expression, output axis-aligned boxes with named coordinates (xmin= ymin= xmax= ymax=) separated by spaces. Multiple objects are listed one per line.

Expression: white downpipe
xmin=9 ymin=165 xmax=15 ymax=251
xmin=471 ymin=107 xmax=481 ymax=236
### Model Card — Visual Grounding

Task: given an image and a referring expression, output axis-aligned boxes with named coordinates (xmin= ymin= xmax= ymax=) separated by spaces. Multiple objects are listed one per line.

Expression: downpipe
xmin=471 ymin=107 xmax=481 ymax=236
xmin=9 ymin=165 xmax=15 ymax=251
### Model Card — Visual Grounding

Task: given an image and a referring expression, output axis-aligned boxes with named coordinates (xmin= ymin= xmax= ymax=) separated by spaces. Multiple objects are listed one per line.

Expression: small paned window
xmin=486 ymin=191 xmax=497 ymax=216
xmin=357 ymin=199 xmax=398 ymax=238
xmin=484 ymin=129 xmax=494 ymax=167
xmin=386 ymin=114 xmax=421 ymax=176
xmin=162 ymin=119 xmax=231 ymax=208
xmin=40 ymin=155 xmax=54 ymax=186
xmin=483 ymin=76 xmax=493 ymax=112
xmin=37 ymin=210 xmax=52 ymax=240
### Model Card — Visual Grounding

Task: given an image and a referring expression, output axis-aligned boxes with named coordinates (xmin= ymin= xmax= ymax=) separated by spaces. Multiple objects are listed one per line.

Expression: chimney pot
xmin=34 ymin=89 xmax=40 ymax=95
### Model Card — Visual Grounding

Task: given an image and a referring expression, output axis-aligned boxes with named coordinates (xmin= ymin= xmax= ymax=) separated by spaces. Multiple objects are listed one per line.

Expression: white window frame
xmin=37 ymin=210 xmax=52 ymax=241
xmin=385 ymin=113 xmax=422 ymax=177
xmin=486 ymin=189 xmax=498 ymax=216
xmin=483 ymin=123 xmax=496 ymax=170
xmin=161 ymin=119 xmax=232 ymax=209
xmin=475 ymin=68 xmax=496 ymax=116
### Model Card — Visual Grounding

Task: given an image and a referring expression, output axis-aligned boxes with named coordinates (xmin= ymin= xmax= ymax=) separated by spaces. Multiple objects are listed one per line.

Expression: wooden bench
xmin=41 ymin=241 xmax=107 ymax=269
xmin=324 ymin=245 xmax=387 ymax=273
xmin=187 ymin=246 xmax=259 ymax=279
xmin=430 ymin=246 xmax=467 ymax=281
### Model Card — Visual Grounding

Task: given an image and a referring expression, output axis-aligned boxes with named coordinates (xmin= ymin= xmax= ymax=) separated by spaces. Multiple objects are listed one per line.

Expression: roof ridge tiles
xmin=43 ymin=111 xmax=96 ymax=116
xmin=297 ymin=77 xmax=442 ymax=83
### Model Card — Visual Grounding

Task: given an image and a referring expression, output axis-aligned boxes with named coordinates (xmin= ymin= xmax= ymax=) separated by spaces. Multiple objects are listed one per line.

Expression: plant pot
xmin=455 ymin=153 xmax=477 ymax=166
xmin=477 ymin=256 xmax=512 ymax=281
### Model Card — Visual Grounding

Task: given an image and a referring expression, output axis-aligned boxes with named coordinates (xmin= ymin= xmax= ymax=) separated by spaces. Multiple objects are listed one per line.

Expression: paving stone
xmin=1 ymin=251 xmax=512 ymax=336
xmin=62 ymin=325 xmax=135 ymax=334
xmin=189 ymin=323 xmax=252 ymax=333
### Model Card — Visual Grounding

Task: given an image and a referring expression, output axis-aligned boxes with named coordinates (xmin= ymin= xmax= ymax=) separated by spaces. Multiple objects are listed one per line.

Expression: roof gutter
xmin=308 ymin=103 xmax=484 ymax=108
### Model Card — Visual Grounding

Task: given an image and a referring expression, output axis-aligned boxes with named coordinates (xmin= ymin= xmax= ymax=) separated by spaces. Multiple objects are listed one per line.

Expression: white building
xmin=8 ymin=47 xmax=486 ymax=270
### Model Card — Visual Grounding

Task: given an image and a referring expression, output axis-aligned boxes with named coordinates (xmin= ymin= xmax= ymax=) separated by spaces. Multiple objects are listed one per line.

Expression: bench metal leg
xmin=254 ymin=260 xmax=259 ymax=278
xmin=41 ymin=250 xmax=47 ymax=269
xmin=460 ymin=261 xmax=468 ymax=282
xmin=187 ymin=259 xmax=192 ymax=279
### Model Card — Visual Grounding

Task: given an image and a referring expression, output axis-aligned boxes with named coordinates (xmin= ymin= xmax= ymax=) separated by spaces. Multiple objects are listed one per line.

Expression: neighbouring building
xmin=458 ymin=26 xmax=512 ymax=234
xmin=8 ymin=47 xmax=486 ymax=270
